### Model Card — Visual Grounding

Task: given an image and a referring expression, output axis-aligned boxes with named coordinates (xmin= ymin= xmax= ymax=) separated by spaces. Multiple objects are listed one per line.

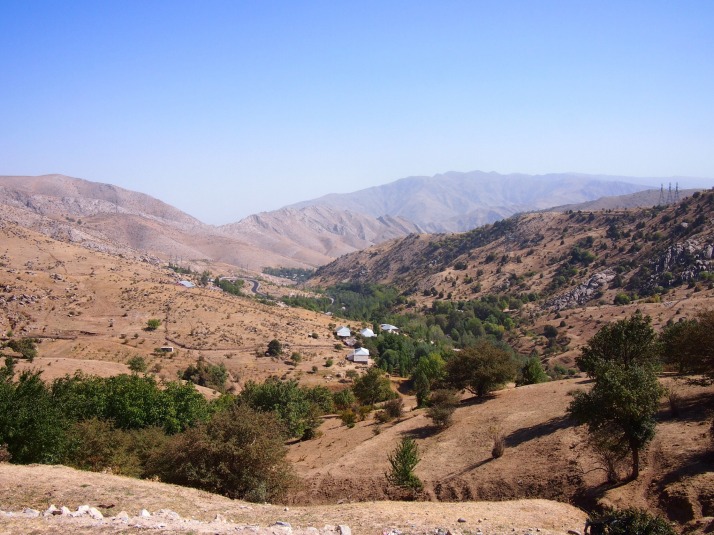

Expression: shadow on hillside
xmin=460 ymin=394 xmax=495 ymax=406
xmin=404 ymin=426 xmax=442 ymax=440
xmin=655 ymin=448 xmax=714 ymax=489
xmin=457 ymin=457 xmax=493 ymax=475
xmin=658 ymin=390 xmax=714 ymax=423
xmin=505 ymin=414 xmax=574 ymax=448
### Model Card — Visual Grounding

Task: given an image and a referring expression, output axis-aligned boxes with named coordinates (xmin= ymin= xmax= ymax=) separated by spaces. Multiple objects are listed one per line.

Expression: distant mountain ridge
xmin=0 ymin=174 xmax=201 ymax=227
xmin=0 ymin=174 xmax=312 ymax=270
xmin=219 ymin=205 xmax=422 ymax=266
xmin=288 ymin=171 xmax=657 ymax=232
xmin=0 ymin=172 xmax=704 ymax=271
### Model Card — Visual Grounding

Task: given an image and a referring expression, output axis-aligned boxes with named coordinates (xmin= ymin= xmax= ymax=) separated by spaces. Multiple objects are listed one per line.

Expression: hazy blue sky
xmin=1 ymin=1 xmax=712 ymax=224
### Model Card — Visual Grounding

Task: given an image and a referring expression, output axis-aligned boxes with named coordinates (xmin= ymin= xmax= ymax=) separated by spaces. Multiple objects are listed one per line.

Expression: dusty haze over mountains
xmin=0 ymin=171 xmax=703 ymax=270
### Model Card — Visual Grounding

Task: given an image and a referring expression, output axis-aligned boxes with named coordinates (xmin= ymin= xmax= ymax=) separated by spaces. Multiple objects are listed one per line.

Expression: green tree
xmin=516 ymin=357 xmax=549 ymax=386
xmin=1 ymin=337 xmax=38 ymax=361
xmin=576 ymin=312 xmax=660 ymax=376
xmin=333 ymin=388 xmax=356 ymax=411
xmin=352 ymin=367 xmax=394 ymax=406
xmin=181 ymin=357 xmax=229 ymax=393
xmin=385 ymin=437 xmax=422 ymax=491
xmin=0 ymin=368 xmax=68 ymax=463
xmin=445 ymin=339 xmax=516 ymax=397
xmin=266 ymin=339 xmax=283 ymax=356
xmin=660 ymin=311 xmax=714 ymax=377
xmin=411 ymin=353 xmax=446 ymax=407
xmin=569 ymin=360 xmax=663 ymax=479
xmin=238 ymin=378 xmax=321 ymax=439
xmin=127 ymin=355 xmax=147 ymax=373
xmin=147 ymin=404 xmax=295 ymax=502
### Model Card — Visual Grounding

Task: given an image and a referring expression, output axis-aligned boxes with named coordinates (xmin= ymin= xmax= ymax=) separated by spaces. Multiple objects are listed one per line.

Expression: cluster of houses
xmin=334 ymin=324 xmax=400 ymax=365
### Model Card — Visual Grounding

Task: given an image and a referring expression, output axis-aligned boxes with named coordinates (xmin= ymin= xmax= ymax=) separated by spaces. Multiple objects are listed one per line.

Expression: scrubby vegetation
xmin=0 ymin=363 xmax=312 ymax=503
xmin=180 ymin=356 xmax=229 ymax=393
xmin=263 ymin=266 xmax=315 ymax=283
xmin=214 ymin=277 xmax=245 ymax=296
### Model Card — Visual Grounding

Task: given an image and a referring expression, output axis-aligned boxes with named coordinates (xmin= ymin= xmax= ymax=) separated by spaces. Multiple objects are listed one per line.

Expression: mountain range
xmin=289 ymin=171 xmax=661 ymax=232
xmin=0 ymin=171 xmax=700 ymax=270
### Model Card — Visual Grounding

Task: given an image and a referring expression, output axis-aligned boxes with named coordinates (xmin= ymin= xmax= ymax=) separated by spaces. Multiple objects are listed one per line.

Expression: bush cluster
xmin=0 ymin=364 xmax=297 ymax=503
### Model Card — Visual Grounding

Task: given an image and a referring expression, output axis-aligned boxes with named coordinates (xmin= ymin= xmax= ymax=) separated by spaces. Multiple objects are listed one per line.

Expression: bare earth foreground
xmin=0 ymin=464 xmax=587 ymax=534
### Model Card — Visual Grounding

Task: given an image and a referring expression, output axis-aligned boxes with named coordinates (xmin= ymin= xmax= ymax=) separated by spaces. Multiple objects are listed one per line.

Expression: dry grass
xmin=0 ymin=464 xmax=588 ymax=534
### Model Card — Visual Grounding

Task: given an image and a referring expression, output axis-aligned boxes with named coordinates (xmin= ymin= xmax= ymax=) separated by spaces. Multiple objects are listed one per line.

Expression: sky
xmin=1 ymin=1 xmax=713 ymax=224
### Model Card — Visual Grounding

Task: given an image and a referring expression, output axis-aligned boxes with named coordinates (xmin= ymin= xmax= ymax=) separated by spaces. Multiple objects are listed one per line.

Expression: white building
xmin=360 ymin=328 xmax=376 ymax=338
xmin=347 ymin=347 xmax=370 ymax=364
xmin=335 ymin=326 xmax=351 ymax=338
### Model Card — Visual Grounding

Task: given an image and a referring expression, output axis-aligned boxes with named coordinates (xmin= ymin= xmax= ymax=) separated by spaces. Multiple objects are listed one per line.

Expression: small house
xmin=347 ymin=347 xmax=370 ymax=364
xmin=335 ymin=326 xmax=351 ymax=338
xmin=360 ymin=328 xmax=375 ymax=338
xmin=380 ymin=323 xmax=399 ymax=334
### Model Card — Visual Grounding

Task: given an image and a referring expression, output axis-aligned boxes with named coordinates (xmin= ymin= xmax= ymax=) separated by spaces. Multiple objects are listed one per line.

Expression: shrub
xmin=374 ymin=410 xmax=392 ymax=424
xmin=333 ymin=389 xmax=355 ymax=411
xmin=145 ymin=319 xmax=161 ymax=331
xmin=374 ymin=398 xmax=404 ymax=424
xmin=667 ymin=387 xmax=682 ymax=418
xmin=181 ymin=357 xmax=229 ymax=393
xmin=339 ymin=409 xmax=357 ymax=428
xmin=613 ymin=293 xmax=631 ymax=305
xmin=63 ymin=418 xmax=169 ymax=478
xmin=491 ymin=428 xmax=505 ymax=459
xmin=127 ymin=356 xmax=147 ymax=373
xmin=383 ymin=397 xmax=404 ymax=420
xmin=543 ymin=325 xmax=558 ymax=339
xmin=146 ymin=404 xmax=295 ymax=503
xmin=325 ymin=358 xmax=333 ymax=368
xmin=267 ymin=339 xmax=283 ymax=356
xmin=588 ymin=507 xmax=676 ymax=535
xmin=426 ymin=389 xmax=460 ymax=429
xmin=516 ymin=357 xmax=549 ymax=386
xmin=385 ymin=437 xmax=422 ymax=491
xmin=0 ymin=444 xmax=10 ymax=463
xmin=352 ymin=367 xmax=395 ymax=406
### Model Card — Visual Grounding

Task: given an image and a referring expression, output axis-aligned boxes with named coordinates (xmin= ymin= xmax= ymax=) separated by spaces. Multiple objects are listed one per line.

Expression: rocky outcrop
xmin=546 ymin=270 xmax=616 ymax=310
xmin=650 ymin=238 xmax=714 ymax=283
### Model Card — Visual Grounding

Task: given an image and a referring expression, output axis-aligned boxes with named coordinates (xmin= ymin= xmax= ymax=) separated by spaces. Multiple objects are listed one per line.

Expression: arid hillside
xmin=0 ymin=175 xmax=420 ymax=270
xmin=0 ymin=174 xmax=331 ymax=270
xmin=0 ymin=463 xmax=588 ymax=534
xmin=312 ymin=190 xmax=714 ymax=368
xmin=285 ymin=375 xmax=714 ymax=531
xmin=220 ymin=205 xmax=422 ymax=267
xmin=0 ymin=219 xmax=353 ymax=391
